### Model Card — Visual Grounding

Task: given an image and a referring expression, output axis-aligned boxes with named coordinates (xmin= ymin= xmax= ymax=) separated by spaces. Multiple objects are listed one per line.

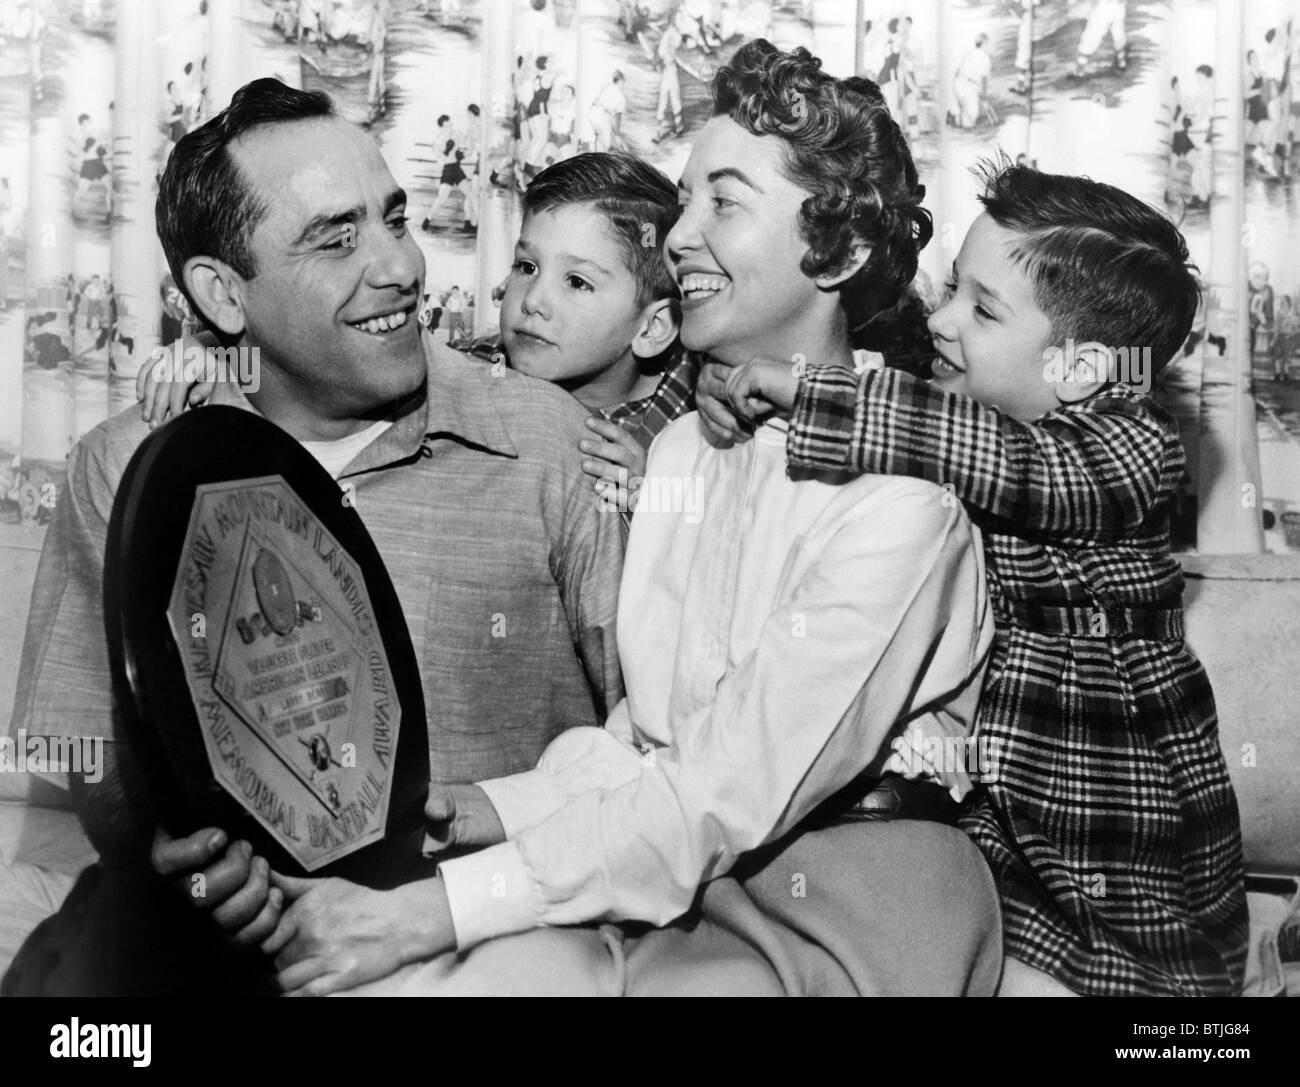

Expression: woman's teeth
xmin=679 ymin=273 xmax=729 ymax=298
xmin=350 ymin=309 xmax=409 ymax=335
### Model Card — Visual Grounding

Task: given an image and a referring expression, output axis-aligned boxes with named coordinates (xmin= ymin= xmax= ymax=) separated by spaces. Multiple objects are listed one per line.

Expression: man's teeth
xmin=679 ymin=273 xmax=729 ymax=297
xmin=932 ymin=356 xmax=961 ymax=375
xmin=350 ymin=309 xmax=409 ymax=335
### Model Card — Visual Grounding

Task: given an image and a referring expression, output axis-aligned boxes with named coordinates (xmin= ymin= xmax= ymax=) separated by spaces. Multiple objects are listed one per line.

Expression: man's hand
xmin=423 ymin=783 xmax=507 ymax=853
xmin=579 ymin=417 xmax=647 ymax=512
xmin=135 ymin=329 xmax=220 ymax=429
xmin=150 ymin=826 xmax=283 ymax=947
xmin=263 ymin=874 xmax=453 ymax=997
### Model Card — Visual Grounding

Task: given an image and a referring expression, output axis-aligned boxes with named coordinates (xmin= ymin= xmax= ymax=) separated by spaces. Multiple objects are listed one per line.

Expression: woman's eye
xmin=512 ymin=259 xmax=536 ymax=275
xmin=975 ymin=304 xmax=995 ymax=321
xmin=566 ymin=275 xmax=593 ymax=292
xmin=711 ymin=196 xmax=735 ymax=210
xmin=388 ymin=215 xmax=409 ymax=235
xmin=322 ymin=236 xmax=349 ymax=251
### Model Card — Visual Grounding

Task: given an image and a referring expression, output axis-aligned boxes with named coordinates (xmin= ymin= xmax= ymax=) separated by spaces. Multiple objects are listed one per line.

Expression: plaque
xmin=105 ymin=406 xmax=431 ymax=887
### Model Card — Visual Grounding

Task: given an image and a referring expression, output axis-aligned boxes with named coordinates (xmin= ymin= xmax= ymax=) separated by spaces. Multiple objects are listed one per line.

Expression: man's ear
xmin=814 ymin=242 xmax=872 ymax=290
xmin=630 ymin=296 xmax=680 ymax=360
xmin=1053 ymin=341 xmax=1110 ymax=405
xmin=183 ymin=255 xmax=247 ymax=337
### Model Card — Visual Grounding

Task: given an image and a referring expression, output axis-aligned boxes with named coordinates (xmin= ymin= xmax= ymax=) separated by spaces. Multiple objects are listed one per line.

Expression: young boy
xmin=137 ymin=151 xmax=697 ymax=508
xmin=697 ymin=162 xmax=1249 ymax=998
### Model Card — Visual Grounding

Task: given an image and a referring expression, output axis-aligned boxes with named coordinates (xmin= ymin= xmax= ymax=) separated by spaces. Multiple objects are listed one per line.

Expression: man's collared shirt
xmin=11 ymin=334 xmax=625 ymax=785
xmin=439 ymin=412 xmax=993 ymax=948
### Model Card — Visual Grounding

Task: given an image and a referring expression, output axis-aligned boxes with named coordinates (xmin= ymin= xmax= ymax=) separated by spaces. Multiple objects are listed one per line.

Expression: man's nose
xmin=364 ymin=224 xmax=423 ymax=295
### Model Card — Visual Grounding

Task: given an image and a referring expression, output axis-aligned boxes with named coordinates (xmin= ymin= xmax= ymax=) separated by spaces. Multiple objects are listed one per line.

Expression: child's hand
xmin=135 ymin=329 xmax=219 ymax=429
xmin=695 ymin=360 xmax=748 ymax=447
xmin=580 ymin=417 xmax=646 ymax=510
xmin=724 ymin=358 xmax=800 ymax=420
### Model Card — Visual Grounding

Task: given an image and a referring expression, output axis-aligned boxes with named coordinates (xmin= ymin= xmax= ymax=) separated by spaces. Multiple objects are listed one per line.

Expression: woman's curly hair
xmin=711 ymin=39 xmax=932 ymax=339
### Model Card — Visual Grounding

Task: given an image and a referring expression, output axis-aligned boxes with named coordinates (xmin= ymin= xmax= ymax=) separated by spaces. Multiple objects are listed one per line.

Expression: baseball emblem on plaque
xmin=106 ymin=406 xmax=431 ymax=887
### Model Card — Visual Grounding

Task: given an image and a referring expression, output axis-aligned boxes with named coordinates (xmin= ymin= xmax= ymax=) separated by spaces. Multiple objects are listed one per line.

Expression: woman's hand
xmin=579 ymin=417 xmax=647 ymax=512
xmin=262 ymin=874 xmax=453 ymax=997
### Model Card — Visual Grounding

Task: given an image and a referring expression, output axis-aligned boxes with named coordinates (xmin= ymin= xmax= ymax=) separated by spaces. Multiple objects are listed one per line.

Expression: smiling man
xmin=3 ymin=79 xmax=625 ymax=996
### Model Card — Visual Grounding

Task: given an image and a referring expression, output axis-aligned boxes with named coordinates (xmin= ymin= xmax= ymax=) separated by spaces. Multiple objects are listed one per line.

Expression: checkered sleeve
xmin=787 ymin=366 xmax=1178 ymax=549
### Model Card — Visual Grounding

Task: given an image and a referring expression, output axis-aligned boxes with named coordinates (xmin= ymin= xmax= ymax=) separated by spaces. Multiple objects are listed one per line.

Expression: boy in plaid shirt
xmin=696 ymin=162 xmax=1248 ymax=997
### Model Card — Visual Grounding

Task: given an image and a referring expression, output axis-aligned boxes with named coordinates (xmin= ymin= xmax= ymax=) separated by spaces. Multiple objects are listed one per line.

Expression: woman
xmin=261 ymin=40 xmax=1001 ymax=998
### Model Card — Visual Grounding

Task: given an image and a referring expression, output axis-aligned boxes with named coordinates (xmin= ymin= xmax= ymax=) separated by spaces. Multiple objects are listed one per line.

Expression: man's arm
xmin=439 ymin=478 xmax=990 ymax=948
xmin=552 ymin=456 xmax=626 ymax=720
xmin=787 ymin=366 xmax=1178 ymax=548
xmin=13 ymin=431 xmax=277 ymax=939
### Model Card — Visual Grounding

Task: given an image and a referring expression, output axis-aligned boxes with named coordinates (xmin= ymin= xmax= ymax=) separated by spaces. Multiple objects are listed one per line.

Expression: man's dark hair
xmin=522 ymin=150 xmax=679 ymax=308
xmin=976 ymin=160 xmax=1201 ymax=374
xmin=155 ymin=77 xmax=335 ymax=325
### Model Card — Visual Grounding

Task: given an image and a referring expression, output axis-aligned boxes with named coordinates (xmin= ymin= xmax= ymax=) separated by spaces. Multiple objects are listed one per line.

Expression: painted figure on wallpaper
xmin=950 ymin=33 xmax=994 ymax=130
xmin=1184 ymin=63 xmax=1214 ymax=211
xmin=298 ymin=0 xmax=389 ymax=125
xmin=419 ymin=0 xmax=468 ymax=28
xmin=1244 ymin=23 xmax=1295 ymax=181
xmin=1070 ymin=0 xmax=1127 ymax=79
xmin=2 ymin=0 xmax=46 ymax=94
xmin=1010 ymin=0 xmax=1035 ymax=96
xmin=1164 ymin=63 xmax=1215 ymax=213
xmin=1249 ymin=261 xmax=1276 ymax=362
xmin=70 ymin=111 xmax=112 ymax=223
xmin=652 ymin=17 xmax=685 ymax=142
xmin=896 ymin=15 xmax=921 ymax=143
xmin=420 ymin=106 xmax=480 ymax=234
xmin=589 ymin=69 xmax=628 ymax=151
xmin=1274 ymin=294 xmax=1298 ymax=383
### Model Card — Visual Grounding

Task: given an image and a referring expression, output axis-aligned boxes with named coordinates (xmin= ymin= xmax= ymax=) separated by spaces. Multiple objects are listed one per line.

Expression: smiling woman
xmin=666 ymin=40 xmax=932 ymax=372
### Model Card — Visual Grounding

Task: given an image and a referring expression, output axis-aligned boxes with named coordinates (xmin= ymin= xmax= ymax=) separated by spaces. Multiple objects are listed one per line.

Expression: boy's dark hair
xmin=522 ymin=151 xmax=679 ymax=308
xmin=976 ymin=161 xmax=1201 ymax=374
xmin=155 ymin=77 xmax=335 ymax=322
xmin=711 ymin=39 xmax=932 ymax=337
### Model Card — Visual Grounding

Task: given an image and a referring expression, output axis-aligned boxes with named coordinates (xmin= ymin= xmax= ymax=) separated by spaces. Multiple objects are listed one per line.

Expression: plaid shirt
xmin=787 ymin=365 xmax=1248 ymax=997
xmin=462 ymin=333 xmax=699 ymax=447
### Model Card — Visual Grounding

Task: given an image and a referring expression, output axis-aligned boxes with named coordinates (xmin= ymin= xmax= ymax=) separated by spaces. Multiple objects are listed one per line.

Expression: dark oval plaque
xmin=104 ymin=405 xmax=431 ymax=888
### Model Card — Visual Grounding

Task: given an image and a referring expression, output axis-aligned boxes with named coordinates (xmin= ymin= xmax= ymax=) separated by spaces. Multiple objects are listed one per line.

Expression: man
xmin=2 ymin=78 xmax=624 ymax=996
